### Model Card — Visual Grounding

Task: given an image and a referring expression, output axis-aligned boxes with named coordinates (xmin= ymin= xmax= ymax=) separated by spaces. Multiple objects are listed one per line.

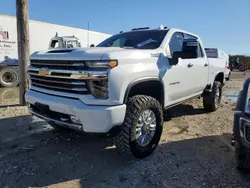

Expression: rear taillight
xmin=226 ymin=66 xmax=230 ymax=69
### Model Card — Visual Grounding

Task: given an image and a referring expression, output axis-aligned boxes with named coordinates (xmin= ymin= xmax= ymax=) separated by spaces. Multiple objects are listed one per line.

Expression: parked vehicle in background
xmin=205 ymin=48 xmax=231 ymax=80
xmin=233 ymin=77 xmax=250 ymax=170
xmin=0 ymin=60 xmax=18 ymax=87
xmin=0 ymin=14 xmax=110 ymax=87
xmin=238 ymin=65 xmax=245 ymax=72
xmin=0 ymin=34 xmax=83 ymax=87
xmin=230 ymin=57 xmax=240 ymax=71
xmin=26 ymin=26 xmax=226 ymax=158
xmin=49 ymin=33 xmax=82 ymax=49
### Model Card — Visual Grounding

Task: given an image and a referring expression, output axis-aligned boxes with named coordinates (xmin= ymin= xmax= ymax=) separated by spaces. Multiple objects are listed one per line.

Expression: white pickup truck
xmin=26 ymin=26 xmax=225 ymax=158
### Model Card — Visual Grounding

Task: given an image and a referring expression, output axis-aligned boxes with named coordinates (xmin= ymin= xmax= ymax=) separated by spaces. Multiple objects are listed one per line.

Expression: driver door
xmin=162 ymin=32 xmax=196 ymax=106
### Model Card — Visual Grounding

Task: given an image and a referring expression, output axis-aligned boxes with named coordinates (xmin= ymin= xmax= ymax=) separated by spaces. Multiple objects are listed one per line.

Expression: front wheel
xmin=113 ymin=95 xmax=163 ymax=159
xmin=203 ymin=81 xmax=222 ymax=112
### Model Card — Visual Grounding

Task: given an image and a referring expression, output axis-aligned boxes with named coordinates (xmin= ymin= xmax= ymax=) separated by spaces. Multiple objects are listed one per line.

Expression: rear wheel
xmin=203 ymin=81 xmax=222 ymax=112
xmin=113 ymin=95 xmax=163 ymax=158
xmin=0 ymin=66 xmax=19 ymax=87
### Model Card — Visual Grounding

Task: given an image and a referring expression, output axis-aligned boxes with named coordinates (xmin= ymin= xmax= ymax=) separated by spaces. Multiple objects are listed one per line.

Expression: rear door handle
xmin=204 ymin=63 xmax=209 ymax=67
xmin=187 ymin=63 xmax=193 ymax=68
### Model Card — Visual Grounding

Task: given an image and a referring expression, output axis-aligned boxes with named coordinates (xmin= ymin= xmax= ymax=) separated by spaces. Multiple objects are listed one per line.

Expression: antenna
xmin=87 ymin=22 xmax=90 ymax=47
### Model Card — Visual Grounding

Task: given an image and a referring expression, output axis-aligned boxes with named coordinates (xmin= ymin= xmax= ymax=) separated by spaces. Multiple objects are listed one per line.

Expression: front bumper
xmin=25 ymin=90 xmax=126 ymax=133
xmin=234 ymin=112 xmax=250 ymax=148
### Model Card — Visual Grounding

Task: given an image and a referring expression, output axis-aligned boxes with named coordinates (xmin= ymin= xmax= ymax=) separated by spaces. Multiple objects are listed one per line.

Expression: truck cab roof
xmin=118 ymin=26 xmax=200 ymax=40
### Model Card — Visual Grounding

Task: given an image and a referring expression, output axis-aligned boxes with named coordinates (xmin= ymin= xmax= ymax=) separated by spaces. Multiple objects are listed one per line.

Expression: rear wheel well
xmin=214 ymin=72 xmax=224 ymax=84
xmin=124 ymin=80 xmax=164 ymax=106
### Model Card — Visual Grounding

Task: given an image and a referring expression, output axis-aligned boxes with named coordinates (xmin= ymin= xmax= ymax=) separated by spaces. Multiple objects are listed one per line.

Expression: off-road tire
xmin=203 ymin=81 xmax=222 ymax=112
xmin=113 ymin=95 xmax=163 ymax=159
xmin=0 ymin=66 xmax=19 ymax=87
xmin=235 ymin=141 xmax=250 ymax=170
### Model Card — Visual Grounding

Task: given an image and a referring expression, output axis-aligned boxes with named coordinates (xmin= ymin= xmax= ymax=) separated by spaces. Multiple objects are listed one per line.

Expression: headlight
xmin=88 ymin=79 xmax=109 ymax=99
xmin=86 ymin=60 xmax=117 ymax=69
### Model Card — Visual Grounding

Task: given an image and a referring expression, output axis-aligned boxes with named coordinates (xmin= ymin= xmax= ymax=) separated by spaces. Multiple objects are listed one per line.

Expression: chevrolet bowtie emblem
xmin=38 ymin=68 xmax=50 ymax=76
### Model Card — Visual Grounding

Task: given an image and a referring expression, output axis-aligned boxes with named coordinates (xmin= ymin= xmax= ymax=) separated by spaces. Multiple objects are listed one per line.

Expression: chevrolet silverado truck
xmin=25 ymin=26 xmax=225 ymax=158
xmin=233 ymin=77 xmax=250 ymax=169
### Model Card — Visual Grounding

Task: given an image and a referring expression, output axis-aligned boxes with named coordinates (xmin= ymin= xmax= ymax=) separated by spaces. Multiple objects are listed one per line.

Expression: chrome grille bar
xmin=30 ymin=62 xmax=85 ymax=67
xmin=28 ymin=66 xmax=108 ymax=80
xmin=32 ymin=82 xmax=87 ymax=92
xmin=29 ymin=75 xmax=86 ymax=85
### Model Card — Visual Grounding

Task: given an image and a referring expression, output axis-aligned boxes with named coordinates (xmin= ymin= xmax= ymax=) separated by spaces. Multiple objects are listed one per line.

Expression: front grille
xmin=30 ymin=74 xmax=89 ymax=94
xmin=245 ymin=126 xmax=250 ymax=142
xmin=28 ymin=60 xmax=108 ymax=95
xmin=30 ymin=60 xmax=87 ymax=71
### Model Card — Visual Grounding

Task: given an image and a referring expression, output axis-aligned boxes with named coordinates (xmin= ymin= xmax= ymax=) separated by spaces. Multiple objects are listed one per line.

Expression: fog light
xmin=70 ymin=116 xmax=81 ymax=125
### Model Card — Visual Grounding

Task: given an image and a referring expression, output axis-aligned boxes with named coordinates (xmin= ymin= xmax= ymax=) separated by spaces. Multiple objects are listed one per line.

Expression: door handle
xmin=204 ymin=63 xmax=209 ymax=67
xmin=187 ymin=63 xmax=193 ymax=68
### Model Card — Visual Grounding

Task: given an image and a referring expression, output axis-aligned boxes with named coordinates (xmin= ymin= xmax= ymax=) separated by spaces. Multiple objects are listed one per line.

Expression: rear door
xmin=182 ymin=33 xmax=209 ymax=94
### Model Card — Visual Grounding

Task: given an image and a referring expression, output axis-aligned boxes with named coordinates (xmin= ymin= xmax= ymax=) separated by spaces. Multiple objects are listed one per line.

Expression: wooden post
xmin=16 ymin=0 xmax=30 ymax=106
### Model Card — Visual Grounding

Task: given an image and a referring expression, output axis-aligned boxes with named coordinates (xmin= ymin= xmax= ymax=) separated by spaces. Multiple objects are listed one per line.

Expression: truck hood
xmin=31 ymin=47 xmax=161 ymax=61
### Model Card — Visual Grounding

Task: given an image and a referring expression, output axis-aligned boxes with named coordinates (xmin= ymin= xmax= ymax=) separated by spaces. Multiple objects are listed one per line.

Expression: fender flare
xmin=211 ymin=71 xmax=225 ymax=88
xmin=123 ymin=77 xmax=165 ymax=104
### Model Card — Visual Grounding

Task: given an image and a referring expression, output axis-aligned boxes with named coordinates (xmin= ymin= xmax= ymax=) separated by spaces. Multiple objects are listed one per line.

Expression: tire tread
xmin=113 ymin=95 xmax=163 ymax=158
xmin=203 ymin=81 xmax=221 ymax=112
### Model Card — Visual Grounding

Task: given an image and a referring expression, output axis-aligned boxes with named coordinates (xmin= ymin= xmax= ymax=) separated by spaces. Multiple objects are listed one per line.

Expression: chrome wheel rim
xmin=135 ymin=109 xmax=156 ymax=147
xmin=215 ymin=87 xmax=221 ymax=107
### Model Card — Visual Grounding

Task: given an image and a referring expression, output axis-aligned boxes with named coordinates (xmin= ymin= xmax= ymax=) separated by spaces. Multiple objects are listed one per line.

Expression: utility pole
xmin=16 ymin=0 xmax=30 ymax=106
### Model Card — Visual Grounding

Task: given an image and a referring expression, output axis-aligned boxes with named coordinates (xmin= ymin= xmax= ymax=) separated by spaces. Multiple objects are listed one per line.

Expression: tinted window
xmin=205 ymin=48 xmax=218 ymax=58
xmin=184 ymin=33 xmax=197 ymax=40
xmin=169 ymin=32 xmax=184 ymax=55
xmin=184 ymin=33 xmax=203 ymax=58
xmin=97 ymin=30 xmax=168 ymax=49
xmin=51 ymin=40 xmax=59 ymax=48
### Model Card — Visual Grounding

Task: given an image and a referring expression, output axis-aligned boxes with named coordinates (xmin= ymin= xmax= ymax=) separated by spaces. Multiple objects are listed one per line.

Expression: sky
xmin=0 ymin=0 xmax=249 ymax=55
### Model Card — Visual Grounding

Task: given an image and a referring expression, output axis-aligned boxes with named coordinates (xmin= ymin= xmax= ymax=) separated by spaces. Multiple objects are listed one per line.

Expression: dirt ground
xmin=1 ymin=71 xmax=250 ymax=188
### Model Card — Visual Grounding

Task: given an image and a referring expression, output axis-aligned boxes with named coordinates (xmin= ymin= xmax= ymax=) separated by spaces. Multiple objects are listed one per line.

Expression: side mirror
xmin=167 ymin=38 xmax=198 ymax=65
xmin=90 ymin=44 xmax=95 ymax=47
xmin=166 ymin=45 xmax=179 ymax=66
xmin=168 ymin=52 xmax=180 ymax=65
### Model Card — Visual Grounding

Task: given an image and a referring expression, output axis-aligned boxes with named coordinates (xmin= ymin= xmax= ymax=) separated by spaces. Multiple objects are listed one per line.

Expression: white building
xmin=0 ymin=14 xmax=111 ymax=62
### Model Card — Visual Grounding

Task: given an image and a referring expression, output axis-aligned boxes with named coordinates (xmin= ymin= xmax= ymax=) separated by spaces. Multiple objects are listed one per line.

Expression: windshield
xmin=97 ymin=30 xmax=168 ymax=49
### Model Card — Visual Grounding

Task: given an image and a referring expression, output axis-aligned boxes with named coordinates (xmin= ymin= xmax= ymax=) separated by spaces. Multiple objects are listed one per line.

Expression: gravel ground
xmin=0 ymin=71 xmax=250 ymax=188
